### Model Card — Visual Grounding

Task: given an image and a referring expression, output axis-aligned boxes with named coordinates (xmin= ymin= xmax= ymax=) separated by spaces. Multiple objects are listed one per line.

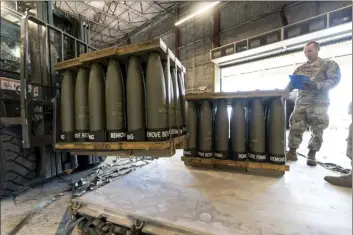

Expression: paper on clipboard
xmin=289 ymin=75 xmax=311 ymax=89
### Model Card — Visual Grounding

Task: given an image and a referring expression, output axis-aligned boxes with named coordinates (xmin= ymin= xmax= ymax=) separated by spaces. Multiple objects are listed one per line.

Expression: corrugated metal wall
xmin=123 ymin=1 xmax=352 ymax=93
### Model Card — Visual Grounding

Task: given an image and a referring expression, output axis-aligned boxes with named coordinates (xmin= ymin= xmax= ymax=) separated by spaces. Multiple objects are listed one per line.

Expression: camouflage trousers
xmin=288 ymin=104 xmax=329 ymax=151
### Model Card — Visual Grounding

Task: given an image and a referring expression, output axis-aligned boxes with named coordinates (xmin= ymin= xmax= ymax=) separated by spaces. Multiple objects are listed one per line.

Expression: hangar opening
xmin=211 ymin=6 xmax=352 ymax=168
xmin=221 ymin=40 xmax=352 ymax=168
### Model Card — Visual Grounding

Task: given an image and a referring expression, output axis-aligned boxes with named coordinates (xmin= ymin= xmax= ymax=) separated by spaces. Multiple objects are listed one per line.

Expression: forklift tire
xmin=0 ymin=124 xmax=36 ymax=198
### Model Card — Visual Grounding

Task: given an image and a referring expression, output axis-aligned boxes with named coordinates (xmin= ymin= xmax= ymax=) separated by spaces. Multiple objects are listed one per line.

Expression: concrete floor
xmin=1 ymin=129 xmax=351 ymax=235
xmin=80 ymin=153 xmax=352 ymax=235
xmin=1 ymin=157 xmax=119 ymax=235
xmin=296 ymin=128 xmax=352 ymax=169
xmin=1 ymin=178 xmax=74 ymax=235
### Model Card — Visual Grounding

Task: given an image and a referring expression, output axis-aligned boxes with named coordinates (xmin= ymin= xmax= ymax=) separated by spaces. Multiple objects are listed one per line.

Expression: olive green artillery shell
xmin=168 ymin=69 xmax=177 ymax=137
xmin=60 ymin=70 xmax=75 ymax=142
xmin=184 ymin=101 xmax=197 ymax=157
xmin=145 ymin=52 xmax=169 ymax=141
xmin=105 ymin=59 xmax=126 ymax=141
xmin=171 ymin=67 xmax=183 ymax=135
xmin=214 ymin=100 xmax=229 ymax=159
xmin=126 ymin=56 xmax=146 ymax=141
xmin=88 ymin=62 xmax=106 ymax=141
xmin=198 ymin=100 xmax=213 ymax=158
xmin=75 ymin=68 xmax=89 ymax=141
xmin=230 ymin=100 xmax=247 ymax=161
xmin=177 ymin=71 xmax=187 ymax=134
xmin=268 ymin=98 xmax=286 ymax=164
xmin=162 ymin=61 xmax=171 ymax=135
xmin=248 ymin=99 xmax=266 ymax=162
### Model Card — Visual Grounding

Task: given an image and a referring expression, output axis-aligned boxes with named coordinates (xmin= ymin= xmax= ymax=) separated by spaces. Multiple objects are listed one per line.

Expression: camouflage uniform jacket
xmin=286 ymin=58 xmax=341 ymax=105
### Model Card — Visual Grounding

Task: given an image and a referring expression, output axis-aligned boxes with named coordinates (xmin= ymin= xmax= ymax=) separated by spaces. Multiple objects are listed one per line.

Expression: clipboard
xmin=289 ymin=75 xmax=311 ymax=89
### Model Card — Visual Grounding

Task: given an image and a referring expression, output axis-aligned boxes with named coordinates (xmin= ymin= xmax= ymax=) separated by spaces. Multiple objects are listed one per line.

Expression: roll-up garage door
xmin=220 ymin=38 xmax=352 ymax=92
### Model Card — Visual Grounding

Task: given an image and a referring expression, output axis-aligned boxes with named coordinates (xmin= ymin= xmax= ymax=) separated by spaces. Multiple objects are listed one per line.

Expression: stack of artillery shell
xmin=162 ymin=61 xmax=172 ymax=136
xmin=171 ymin=67 xmax=183 ymax=136
xmin=177 ymin=71 xmax=187 ymax=134
xmin=198 ymin=100 xmax=213 ymax=158
xmin=88 ymin=62 xmax=106 ymax=141
xmin=214 ymin=100 xmax=229 ymax=159
xmin=183 ymin=97 xmax=285 ymax=165
xmin=248 ymin=99 xmax=266 ymax=162
xmin=126 ymin=56 xmax=146 ymax=141
xmin=60 ymin=70 xmax=75 ymax=142
xmin=105 ymin=59 xmax=126 ymax=141
xmin=183 ymin=101 xmax=197 ymax=157
xmin=75 ymin=68 xmax=90 ymax=141
xmin=60 ymin=50 xmax=187 ymax=145
xmin=230 ymin=100 xmax=247 ymax=161
xmin=168 ymin=67 xmax=177 ymax=137
xmin=145 ymin=52 xmax=169 ymax=141
xmin=267 ymin=98 xmax=286 ymax=164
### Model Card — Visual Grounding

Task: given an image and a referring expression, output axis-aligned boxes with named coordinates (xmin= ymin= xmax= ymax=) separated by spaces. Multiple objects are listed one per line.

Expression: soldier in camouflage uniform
xmin=324 ymin=102 xmax=352 ymax=188
xmin=284 ymin=41 xmax=341 ymax=166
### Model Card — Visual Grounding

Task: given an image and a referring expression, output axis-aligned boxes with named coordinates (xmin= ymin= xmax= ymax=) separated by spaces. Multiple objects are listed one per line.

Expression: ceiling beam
xmin=107 ymin=3 xmax=177 ymax=46
xmin=90 ymin=28 xmax=125 ymax=39
xmin=113 ymin=1 xmax=149 ymax=20
xmin=81 ymin=1 xmax=147 ymax=24
xmin=55 ymin=1 xmax=177 ymax=47
xmin=89 ymin=1 xmax=129 ymax=45
xmin=56 ymin=6 xmax=134 ymax=34
xmin=89 ymin=1 xmax=154 ymax=45
xmin=153 ymin=1 xmax=177 ymax=16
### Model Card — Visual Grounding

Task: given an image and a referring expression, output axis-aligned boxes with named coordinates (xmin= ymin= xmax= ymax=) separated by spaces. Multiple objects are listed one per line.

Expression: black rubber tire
xmin=0 ymin=124 xmax=36 ymax=198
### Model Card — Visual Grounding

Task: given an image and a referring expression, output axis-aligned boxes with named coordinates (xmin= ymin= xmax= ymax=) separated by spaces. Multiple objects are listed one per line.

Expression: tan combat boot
xmin=286 ymin=148 xmax=298 ymax=161
xmin=324 ymin=172 xmax=352 ymax=188
xmin=307 ymin=150 xmax=317 ymax=166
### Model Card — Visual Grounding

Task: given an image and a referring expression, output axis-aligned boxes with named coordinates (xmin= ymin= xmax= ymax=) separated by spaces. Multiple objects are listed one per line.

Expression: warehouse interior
xmin=0 ymin=1 xmax=352 ymax=235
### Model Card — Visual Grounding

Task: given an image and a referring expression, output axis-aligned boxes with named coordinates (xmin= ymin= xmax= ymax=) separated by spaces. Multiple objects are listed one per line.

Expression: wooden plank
xmin=55 ymin=135 xmax=187 ymax=151
xmin=116 ymin=38 xmax=167 ymax=57
xmin=55 ymin=141 xmax=168 ymax=150
xmin=185 ymin=90 xmax=285 ymax=101
xmin=54 ymin=58 xmax=82 ymax=71
xmin=71 ymin=149 xmax=176 ymax=157
xmin=248 ymin=161 xmax=289 ymax=171
xmin=181 ymin=156 xmax=289 ymax=173
xmin=54 ymin=38 xmax=185 ymax=73
xmin=79 ymin=47 xmax=117 ymax=63
xmin=213 ymin=159 xmax=249 ymax=168
xmin=182 ymin=157 xmax=214 ymax=165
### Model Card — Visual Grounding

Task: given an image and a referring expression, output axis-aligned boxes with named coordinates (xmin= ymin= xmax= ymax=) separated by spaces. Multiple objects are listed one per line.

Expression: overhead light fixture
xmin=175 ymin=1 xmax=220 ymax=26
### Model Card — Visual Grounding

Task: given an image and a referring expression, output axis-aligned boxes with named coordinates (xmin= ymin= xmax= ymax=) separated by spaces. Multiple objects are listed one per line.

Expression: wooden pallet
xmin=185 ymin=90 xmax=285 ymax=101
xmin=181 ymin=156 xmax=289 ymax=176
xmin=54 ymin=58 xmax=83 ymax=71
xmin=54 ymin=39 xmax=186 ymax=73
xmin=55 ymin=135 xmax=187 ymax=157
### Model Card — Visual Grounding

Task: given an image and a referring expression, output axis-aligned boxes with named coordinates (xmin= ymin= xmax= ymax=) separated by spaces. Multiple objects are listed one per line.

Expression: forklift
xmin=0 ymin=2 xmax=103 ymax=198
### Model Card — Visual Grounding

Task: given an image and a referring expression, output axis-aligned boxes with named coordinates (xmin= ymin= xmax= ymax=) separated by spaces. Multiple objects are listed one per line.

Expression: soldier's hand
xmin=303 ymin=81 xmax=318 ymax=91
xmin=282 ymin=91 xmax=290 ymax=100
